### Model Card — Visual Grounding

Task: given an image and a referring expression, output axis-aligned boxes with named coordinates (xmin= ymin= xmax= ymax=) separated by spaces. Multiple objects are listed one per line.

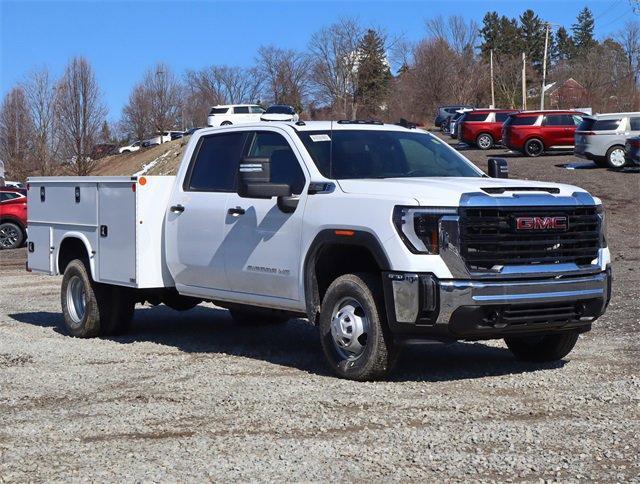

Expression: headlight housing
xmin=393 ymin=206 xmax=458 ymax=254
xmin=597 ymin=204 xmax=607 ymax=248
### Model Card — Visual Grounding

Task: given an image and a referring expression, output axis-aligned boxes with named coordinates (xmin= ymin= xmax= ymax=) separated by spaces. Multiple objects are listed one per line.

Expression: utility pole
xmin=522 ymin=52 xmax=527 ymax=111
xmin=490 ymin=49 xmax=495 ymax=108
xmin=541 ymin=23 xmax=550 ymax=110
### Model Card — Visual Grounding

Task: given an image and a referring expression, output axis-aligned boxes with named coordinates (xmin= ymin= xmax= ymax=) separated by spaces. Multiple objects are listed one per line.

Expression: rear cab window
xmin=234 ymin=106 xmax=250 ymax=114
xmin=630 ymin=117 xmax=640 ymax=130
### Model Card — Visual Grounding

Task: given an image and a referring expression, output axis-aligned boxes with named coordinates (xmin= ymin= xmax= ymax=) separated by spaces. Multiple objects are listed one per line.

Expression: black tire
xmin=60 ymin=259 xmax=135 ymax=337
xmin=505 ymin=332 xmax=579 ymax=362
xmin=476 ymin=133 xmax=494 ymax=150
xmin=524 ymin=138 xmax=544 ymax=157
xmin=319 ymin=273 xmax=397 ymax=381
xmin=228 ymin=306 xmax=289 ymax=325
xmin=221 ymin=121 xmax=232 ymax=126
xmin=0 ymin=221 xmax=24 ymax=249
xmin=605 ymin=145 xmax=627 ymax=169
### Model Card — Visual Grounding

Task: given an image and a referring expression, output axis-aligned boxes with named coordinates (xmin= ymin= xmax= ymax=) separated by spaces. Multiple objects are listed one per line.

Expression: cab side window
xmin=184 ymin=132 xmax=247 ymax=192
xmin=246 ymin=131 xmax=306 ymax=195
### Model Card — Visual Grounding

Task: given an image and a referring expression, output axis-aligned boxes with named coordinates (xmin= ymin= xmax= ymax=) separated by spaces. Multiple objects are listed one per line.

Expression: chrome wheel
xmin=477 ymin=134 xmax=492 ymax=150
xmin=0 ymin=223 xmax=20 ymax=249
xmin=330 ymin=297 xmax=370 ymax=360
xmin=608 ymin=148 xmax=626 ymax=168
xmin=66 ymin=275 xmax=87 ymax=327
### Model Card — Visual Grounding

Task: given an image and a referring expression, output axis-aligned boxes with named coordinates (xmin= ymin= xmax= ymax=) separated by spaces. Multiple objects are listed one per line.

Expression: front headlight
xmin=597 ymin=204 xmax=607 ymax=248
xmin=393 ymin=206 xmax=458 ymax=254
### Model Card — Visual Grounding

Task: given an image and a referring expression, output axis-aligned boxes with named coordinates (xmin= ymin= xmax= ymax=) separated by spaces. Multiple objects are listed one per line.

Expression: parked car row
xmin=118 ymin=128 xmax=203 ymax=154
xmin=206 ymin=104 xmax=299 ymax=127
xmin=437 ymin=106 xmax=640 ymax=168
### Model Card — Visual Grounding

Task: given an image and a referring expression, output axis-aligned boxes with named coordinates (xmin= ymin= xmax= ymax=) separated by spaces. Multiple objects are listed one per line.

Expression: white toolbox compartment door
xmin=26 ymin=225 xmax=53 ymax=274
xmin=98 ymin=182 xmax=136 ymax=284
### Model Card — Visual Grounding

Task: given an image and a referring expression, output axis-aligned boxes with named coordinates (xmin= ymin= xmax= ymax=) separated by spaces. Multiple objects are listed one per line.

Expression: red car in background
xmin=502 ymin=110 xmax=585 ymax=157
xmin=0 ymin=189 xmax=27 ymax=249
xmin=459 ymin=109 xmax=518 ymax=150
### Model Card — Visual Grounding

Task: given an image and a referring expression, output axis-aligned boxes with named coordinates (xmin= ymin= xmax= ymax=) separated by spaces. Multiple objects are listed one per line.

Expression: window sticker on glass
xmin=310 ymin=134 xmax=331 ymax=142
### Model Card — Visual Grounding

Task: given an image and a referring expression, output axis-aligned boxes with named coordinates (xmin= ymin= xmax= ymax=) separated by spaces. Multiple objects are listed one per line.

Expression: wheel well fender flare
xmin=303 ymin=229 xmax=391 ymax=324
xmin=56 ymin=232 xmax=96 ymax=279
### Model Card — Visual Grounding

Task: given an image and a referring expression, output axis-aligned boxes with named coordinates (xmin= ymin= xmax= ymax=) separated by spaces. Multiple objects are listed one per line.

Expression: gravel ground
xmin=0 ymin=139 xmax=639 ymax=481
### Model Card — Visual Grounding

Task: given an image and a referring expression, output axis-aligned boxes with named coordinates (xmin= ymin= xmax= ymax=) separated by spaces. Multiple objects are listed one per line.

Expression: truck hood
xmin=336 ymin=177 xmax=592 ymax=206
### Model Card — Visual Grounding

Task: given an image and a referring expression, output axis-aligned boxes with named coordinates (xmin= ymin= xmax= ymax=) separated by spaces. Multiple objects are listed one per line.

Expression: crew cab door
xmin=164 ymin=131 xmax=247 ymax=294
xmin=223 ymin=129 xmax=308 ymax=302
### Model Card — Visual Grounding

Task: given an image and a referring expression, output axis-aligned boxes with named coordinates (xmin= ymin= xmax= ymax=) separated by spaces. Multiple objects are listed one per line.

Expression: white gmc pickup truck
xmin=27 ymin=120 xmax=612 ymax=380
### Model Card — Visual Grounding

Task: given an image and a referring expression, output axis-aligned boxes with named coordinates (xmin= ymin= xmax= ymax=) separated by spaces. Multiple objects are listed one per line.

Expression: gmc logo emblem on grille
xmin=516 ymin=216 xmax=568 ymax=231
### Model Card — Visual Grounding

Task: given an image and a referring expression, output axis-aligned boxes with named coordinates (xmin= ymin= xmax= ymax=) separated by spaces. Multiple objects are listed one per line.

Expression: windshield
xmin=296 ymin=129 xmax=482 ymax=179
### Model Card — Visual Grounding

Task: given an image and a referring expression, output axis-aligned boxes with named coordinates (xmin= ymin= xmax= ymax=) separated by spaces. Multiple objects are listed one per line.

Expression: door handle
xmin=227 ymin=207 xmax=245 ymax=216
xmin=170 ymin=204 xmax=185 ymax=213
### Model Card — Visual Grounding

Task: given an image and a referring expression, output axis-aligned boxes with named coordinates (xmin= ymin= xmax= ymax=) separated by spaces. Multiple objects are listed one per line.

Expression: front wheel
xmin=476 ymin=133 xmax=494 ymax=150
xmin=505 ymin=332 xmax=579 ymax=362
xmin=605 ymin=145 xmax=627 ymax=169
xmin=524 ymin=138 xmax=544 ymax=157
xmin=319 ymin=273 xmax=397 ymax=381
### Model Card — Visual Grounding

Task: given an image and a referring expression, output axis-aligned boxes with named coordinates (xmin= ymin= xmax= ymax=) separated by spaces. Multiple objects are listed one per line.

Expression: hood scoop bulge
xmin=481 ymin=186 xmax=561 ymax=195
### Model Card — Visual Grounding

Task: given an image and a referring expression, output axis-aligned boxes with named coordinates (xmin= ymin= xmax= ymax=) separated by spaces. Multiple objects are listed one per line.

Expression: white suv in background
xmin=207 ymin=104 xmax=265 ymax=127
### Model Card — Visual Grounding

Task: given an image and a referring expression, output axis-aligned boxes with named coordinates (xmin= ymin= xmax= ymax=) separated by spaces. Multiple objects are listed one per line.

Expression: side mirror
xmin=238 ymin=157 xmax=292 ymax=199
xmin=488 ymin=158 xmax=509 ymax=178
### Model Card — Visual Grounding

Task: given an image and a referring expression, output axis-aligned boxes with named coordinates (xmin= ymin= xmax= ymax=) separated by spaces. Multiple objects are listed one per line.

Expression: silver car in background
xmin=574 ymin=112 xmax=640 ymax=168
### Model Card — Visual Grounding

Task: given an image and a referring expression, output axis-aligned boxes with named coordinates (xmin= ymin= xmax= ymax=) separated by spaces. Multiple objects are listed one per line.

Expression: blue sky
xmin=1 ymin=0 xmax=636 ymax=121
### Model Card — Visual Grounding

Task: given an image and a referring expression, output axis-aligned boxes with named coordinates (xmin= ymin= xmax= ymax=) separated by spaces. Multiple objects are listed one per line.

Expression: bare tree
xmin=184 ymin=69 xmax=225 ymax=127
xmin=22 ymin=67 xmax=59 ymax=175
xmin=0 ymin=87 xmax=34 ymax=180
xmin=617 ymin=21 xmax=640 ymax=104
xmin=121 ymin=83 xmax=153 ymax=142
xmin=426 ymin=15 xmax=479 ymax=55
xmin=308 ymin=17 xmax=364 ymax=118
xmin=257 ymin=46 xmax=311 ymax=112
xmin=55 ymin=57 xmax=107 ymax=175
xmin=144 ymin=63 xmax=183 ymax=134
xmin=183 ymin=65 xmax=262 ymax=126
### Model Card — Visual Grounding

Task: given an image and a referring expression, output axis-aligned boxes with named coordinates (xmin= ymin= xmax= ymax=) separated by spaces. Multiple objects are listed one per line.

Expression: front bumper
xmin=382 ymin=268 xmax=611 ymax=341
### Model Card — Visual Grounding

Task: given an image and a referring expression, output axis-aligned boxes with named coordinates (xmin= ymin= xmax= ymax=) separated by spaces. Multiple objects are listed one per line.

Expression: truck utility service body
xmin=27 ymin=121 xmax=612 ymax=380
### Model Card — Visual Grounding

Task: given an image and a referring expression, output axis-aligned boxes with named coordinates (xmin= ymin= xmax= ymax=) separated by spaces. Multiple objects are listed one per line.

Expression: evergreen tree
xmin=519 ymin=9 xmax=546 ymax=72
xmin=101 ymin=120 xmax=111 ymax=143
xmin=480 ymin=12 xmax=521 ymax=59
xmin=355 ymin=29 xmax=392 ymax=117
xmin=554 ymin=26 xmax=575 ymax=61
xmin=572 ymin=7 xmax=596 ymax=51
xmin=479 ymin=12 xmax=501 ymax=59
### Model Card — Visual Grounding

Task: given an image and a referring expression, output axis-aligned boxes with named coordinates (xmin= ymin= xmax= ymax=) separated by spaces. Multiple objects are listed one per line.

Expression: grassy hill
xmin=93 ymin=137 xmax=190 ymax=177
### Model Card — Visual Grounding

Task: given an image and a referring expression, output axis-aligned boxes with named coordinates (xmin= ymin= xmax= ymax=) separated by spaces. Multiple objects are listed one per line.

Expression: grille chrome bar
xmin=459 ymin=206 xmax=600 ymax=271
